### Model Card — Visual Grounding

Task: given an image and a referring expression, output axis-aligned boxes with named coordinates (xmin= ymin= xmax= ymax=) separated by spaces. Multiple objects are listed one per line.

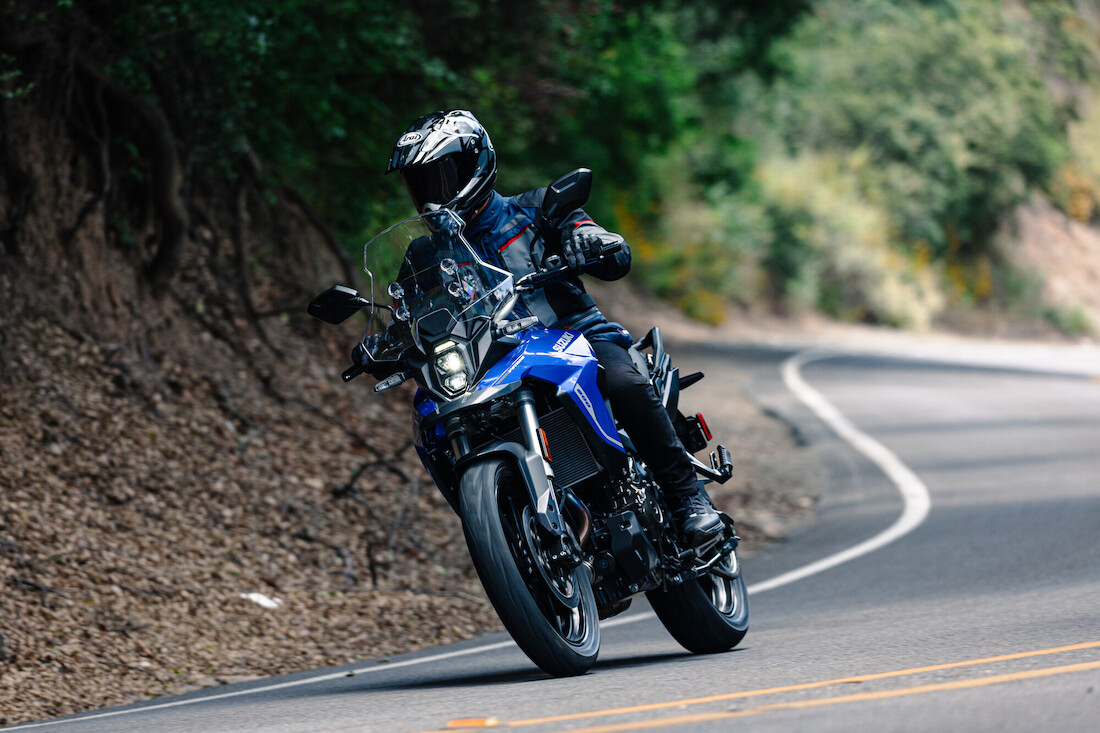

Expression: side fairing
xmin=413 ymin=388 xmax=442 ymax=449
xmin=475 ymin=329 xmax=624 ymax=453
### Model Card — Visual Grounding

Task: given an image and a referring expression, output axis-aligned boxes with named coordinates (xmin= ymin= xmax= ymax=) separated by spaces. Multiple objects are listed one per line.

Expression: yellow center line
xmin=539 ymin=660 xmax=1100 ymax=733
xmin=500 ymin=640 xmax=1100 ymax=727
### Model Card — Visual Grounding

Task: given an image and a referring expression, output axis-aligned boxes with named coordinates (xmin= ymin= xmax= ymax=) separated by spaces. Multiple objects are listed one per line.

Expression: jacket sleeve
xmin=560 ymin=208 xmax=631 ymax=282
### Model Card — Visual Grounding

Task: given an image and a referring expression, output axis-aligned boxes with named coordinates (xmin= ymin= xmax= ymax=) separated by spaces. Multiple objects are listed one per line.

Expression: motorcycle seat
xmin=628 ymin=345 xmax=651 ymax=379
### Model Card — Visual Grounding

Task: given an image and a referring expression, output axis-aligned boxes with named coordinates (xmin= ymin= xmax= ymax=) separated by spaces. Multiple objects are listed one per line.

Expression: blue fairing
xmin=476 ymin=329 xmax=624 ymax=452
xmin=413 ymin=389 xmax=443 ymax=449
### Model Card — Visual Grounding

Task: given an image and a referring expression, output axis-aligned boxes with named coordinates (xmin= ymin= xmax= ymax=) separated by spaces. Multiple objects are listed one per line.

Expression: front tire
xmin=646 ymin=550 xmax=748 ymax=654
xmin=460 ymin=458 xmax=600 ymax=676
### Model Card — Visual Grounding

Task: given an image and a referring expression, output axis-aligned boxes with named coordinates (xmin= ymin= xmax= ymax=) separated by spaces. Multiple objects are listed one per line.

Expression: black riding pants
xmin=591 ymin=340 xmax=698 ymax=498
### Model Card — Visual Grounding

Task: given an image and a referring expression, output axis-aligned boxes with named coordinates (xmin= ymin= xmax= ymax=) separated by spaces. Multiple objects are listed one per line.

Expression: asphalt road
xmin=10 ymin=342 xmax=1100 ymax=732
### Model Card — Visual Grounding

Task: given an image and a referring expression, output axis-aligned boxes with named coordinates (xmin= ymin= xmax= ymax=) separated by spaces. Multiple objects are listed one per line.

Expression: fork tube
xmin=446 ymin=417 xmax=469 ymax=459
xmin=517 ymin=390 xmax=554 ymax=482
xmin=515 ymin=390 xmax=541 ymax=455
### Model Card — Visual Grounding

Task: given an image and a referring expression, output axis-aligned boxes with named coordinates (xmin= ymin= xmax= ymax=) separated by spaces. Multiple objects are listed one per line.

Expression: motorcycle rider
xmin=371 ymin=109 xmax=722 ymax=545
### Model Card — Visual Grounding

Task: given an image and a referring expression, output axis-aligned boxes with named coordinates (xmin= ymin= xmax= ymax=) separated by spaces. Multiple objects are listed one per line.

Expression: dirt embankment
xmin=0 ymin=280 xmax=818 ymax=725
xmin=1004 ymin=196 xmax=1100 ymax=333
xmin=0 ymin=88 xmax=507 ymax=723
xmin=0 ymin=95 xmax=819 ymax=726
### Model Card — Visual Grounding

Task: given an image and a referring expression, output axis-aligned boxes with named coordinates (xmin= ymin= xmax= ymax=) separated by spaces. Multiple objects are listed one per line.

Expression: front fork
xmin=449 ymin=389 xmax=582 ymax=564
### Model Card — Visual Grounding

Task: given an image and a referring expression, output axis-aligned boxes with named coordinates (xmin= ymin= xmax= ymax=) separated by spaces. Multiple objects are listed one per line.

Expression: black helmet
xmin=387 ymin=110 xmax=497 ymax=219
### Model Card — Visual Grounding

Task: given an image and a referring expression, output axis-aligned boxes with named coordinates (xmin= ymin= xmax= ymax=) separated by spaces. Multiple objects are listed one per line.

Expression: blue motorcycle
xmin=309 ymin=170 xmax=747 ymax=676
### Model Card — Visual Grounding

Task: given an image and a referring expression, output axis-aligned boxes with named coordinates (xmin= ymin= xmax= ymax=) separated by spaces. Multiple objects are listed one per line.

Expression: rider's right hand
xmin=352 ymin=333 xmax=406 ymax=381
xmin=351 ymin=335 xmax=383 ymax=372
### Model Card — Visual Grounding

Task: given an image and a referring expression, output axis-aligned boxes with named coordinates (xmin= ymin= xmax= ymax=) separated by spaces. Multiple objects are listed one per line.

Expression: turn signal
xmin=537 ymin=427 xmax=553 ymax=462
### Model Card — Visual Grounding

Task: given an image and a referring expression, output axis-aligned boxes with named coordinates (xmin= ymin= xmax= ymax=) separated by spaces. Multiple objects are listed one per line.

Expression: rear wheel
xmin=460 ymin=458 xmax=600 ymax=676
xmin=646 ymin=550 xmax=748 ymax=654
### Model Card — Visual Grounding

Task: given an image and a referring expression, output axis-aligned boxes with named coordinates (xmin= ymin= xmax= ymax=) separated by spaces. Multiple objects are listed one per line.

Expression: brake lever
xmin=516 ymin=256 xmax=574 ymax=292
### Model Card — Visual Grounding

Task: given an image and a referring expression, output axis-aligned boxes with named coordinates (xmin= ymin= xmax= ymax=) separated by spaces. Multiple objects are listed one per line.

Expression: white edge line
xmin=9 ymin=348 xmax=931 ymax=730
xmin=753 ymin=349 xmax=932 ymax=592
xmin=4 ymin=640 xmax=519 ymax=730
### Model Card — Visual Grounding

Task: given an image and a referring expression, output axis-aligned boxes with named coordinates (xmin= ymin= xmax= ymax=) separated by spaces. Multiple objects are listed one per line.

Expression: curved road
xmin=9 ymin=342 xmax=1100 ymax=732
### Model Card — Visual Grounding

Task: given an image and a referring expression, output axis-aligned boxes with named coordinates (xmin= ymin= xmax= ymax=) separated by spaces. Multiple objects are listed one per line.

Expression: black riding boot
xmin=591 ymin=341 xmax=723 ymax=545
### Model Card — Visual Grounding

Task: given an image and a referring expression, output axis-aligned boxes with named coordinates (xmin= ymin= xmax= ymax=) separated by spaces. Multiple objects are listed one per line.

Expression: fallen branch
xmin=11 ymin=577 xmax=68 ymax=608
xmin=294 ymin=529 xmax=358 ymax=587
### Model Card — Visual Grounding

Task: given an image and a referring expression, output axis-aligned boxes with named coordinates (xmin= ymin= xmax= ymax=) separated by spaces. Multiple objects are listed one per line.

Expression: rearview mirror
xmin=308 ymin=285 xmax=370 ymax=324
xmin=542 ymin=168 xmax=592 ymax=228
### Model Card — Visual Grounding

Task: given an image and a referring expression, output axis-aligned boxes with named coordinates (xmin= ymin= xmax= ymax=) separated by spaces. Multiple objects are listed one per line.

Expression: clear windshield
xmin=362 ymin=210 xmax=513 ymax=358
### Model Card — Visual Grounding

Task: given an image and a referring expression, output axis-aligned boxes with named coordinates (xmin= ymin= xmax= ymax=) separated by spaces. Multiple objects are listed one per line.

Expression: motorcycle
xmin=308 ymin=169 xmax=747 ymax=676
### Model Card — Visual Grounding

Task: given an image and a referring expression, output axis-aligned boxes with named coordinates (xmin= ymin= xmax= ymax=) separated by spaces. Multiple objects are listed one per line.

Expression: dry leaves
xmin=0 ymin=292 xmax=816 ymax=726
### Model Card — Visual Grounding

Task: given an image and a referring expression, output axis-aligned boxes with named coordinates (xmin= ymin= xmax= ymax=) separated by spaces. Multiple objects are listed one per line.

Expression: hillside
xmin=0 ymin=49 xmax=818 ymax=726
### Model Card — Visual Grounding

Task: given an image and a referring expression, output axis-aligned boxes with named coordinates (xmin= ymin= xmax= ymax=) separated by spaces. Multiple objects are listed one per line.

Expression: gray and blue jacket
xmin=464 ymin=189 xmax=633 ymax=348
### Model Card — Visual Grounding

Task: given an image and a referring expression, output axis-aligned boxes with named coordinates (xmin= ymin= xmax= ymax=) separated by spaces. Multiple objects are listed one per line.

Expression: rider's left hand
xmin=561 ymin=229 xmax=604 ymax=270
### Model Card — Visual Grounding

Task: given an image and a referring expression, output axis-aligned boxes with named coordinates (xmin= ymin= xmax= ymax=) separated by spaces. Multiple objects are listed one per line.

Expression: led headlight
xmin=443 ymin=373 xmax=468 ymax=392
xmin=435 ymin=350 xmax=465 ymax=374
xmin=432 ymin=341 xmax=469 ymax=395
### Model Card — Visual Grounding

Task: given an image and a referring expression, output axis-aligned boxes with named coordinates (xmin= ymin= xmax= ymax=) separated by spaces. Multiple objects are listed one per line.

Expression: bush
xmin=756 ymin=154 xmax=944 ymax=328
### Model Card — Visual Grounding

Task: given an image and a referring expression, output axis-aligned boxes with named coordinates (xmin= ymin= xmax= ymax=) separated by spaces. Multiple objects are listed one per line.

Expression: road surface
xmin=9 ymin=341 xmax=1100 ymax=732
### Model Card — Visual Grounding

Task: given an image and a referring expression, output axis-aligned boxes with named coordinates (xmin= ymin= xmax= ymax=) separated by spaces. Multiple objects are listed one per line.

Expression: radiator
xmin=502 ymin=407 xmax=601 ymax=488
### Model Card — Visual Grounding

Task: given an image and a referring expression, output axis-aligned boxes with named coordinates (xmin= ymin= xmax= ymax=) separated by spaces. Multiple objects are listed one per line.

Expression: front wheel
xmin=646 ymin=550 xmax=748 ymax=654
xmin=460 ymin=458 xmax=600 ymax=676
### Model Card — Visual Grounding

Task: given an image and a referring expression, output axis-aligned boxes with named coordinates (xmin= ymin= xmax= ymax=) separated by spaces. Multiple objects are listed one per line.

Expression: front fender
xmin=454 ymin=440 xmax=566 ymax=536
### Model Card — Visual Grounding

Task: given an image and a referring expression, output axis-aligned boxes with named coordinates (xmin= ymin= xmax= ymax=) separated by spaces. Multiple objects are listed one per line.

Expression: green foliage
xmin=647 ymin=0 xmax=1100 ymax=326
xmin=1044 ymin=304 xmax=1094 ymax=337
xmin=764 ymin=0 xmax=1069 ymax=257
xmin=8 ymin=0 xmax=1099 ymax=329
xmin=757 ymin=154 xmax=944 ymax=327
xmin=0 ymin=53 xmax=35 ymax=98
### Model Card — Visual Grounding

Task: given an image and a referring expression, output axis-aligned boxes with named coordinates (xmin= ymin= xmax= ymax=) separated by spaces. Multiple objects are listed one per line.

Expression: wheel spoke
xmin=499 ymin=485 xmax=589 ymax=646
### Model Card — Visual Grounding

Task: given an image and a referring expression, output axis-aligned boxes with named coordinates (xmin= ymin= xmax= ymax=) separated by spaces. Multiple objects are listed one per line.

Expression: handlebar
xmin=515 ymin=257 xmax=572 ymax=292
xmin=514 ymin=242 xmax=622 ymax=293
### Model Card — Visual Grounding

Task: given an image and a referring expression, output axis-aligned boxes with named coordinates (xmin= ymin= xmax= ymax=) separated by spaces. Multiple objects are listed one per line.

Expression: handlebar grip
xmin=342 ymin=364 xmax=365 ymax=382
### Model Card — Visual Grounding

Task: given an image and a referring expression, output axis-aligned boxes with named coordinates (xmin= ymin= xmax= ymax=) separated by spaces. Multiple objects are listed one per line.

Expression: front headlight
xmin=443 ymin=373 xmax=468 ymax=392
xmin=435 ymin=351 xmax=465 ymax=374
xmin=433 ymin=341 xmax=469 ymax=395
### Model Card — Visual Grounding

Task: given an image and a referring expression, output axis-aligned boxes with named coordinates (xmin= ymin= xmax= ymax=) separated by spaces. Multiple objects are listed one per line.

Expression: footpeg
xmin=690 ymin=444 xmax=734 ymax=484
xmin=690 ymin=532 xmax=740 ymax=578
xmin=710 ymin=444 xmax=733 ymax=482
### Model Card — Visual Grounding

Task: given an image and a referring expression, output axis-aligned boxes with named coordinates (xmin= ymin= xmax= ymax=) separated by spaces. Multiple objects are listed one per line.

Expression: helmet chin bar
xmin=419 ymin=181 xmax=489 ymax=220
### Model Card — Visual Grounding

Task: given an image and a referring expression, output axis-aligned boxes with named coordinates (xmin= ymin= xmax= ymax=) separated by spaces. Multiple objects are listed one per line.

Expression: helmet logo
xmin=397 ymin=132 xmax=423 ymax=147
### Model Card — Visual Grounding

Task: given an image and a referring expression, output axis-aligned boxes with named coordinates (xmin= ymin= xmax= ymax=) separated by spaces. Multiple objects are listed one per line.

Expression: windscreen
xmin=361 ymin=210 xmax=513 ymax=358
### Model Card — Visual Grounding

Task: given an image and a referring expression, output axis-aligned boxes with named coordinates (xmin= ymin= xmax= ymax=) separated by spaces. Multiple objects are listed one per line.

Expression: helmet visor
xmin=400 ymin=154 xmax=476 ymax=213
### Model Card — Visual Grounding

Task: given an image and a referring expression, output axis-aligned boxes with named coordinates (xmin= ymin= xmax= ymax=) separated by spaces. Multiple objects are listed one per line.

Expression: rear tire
xmin=460 ymin=458 xmax=600 ymax=676
xmin=646 ymin=551 xmax=748 ymax=654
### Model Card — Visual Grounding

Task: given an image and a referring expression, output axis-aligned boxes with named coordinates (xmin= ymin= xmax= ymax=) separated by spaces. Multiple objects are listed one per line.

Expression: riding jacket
xmin=464 ymin=190 xmax=633 ymax=348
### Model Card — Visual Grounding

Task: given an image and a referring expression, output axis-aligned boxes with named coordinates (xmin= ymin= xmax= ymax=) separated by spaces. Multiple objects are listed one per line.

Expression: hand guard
xmin=560 ymin=228 xmax=604 ymax=270
xmin=352 ymin=336 xmax=377 ymax=366
xmin=351 ymin=334 xmax=391 ymax=378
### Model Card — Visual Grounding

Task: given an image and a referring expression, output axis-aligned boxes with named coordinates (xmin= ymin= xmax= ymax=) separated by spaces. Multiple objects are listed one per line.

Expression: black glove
xmin=561 ymin=229 xmax=604 ymax=270
xmin=351 ymin=334 xmax=394 ymax=377
xmin=351 ymin=335 xmax=380 ymax=368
